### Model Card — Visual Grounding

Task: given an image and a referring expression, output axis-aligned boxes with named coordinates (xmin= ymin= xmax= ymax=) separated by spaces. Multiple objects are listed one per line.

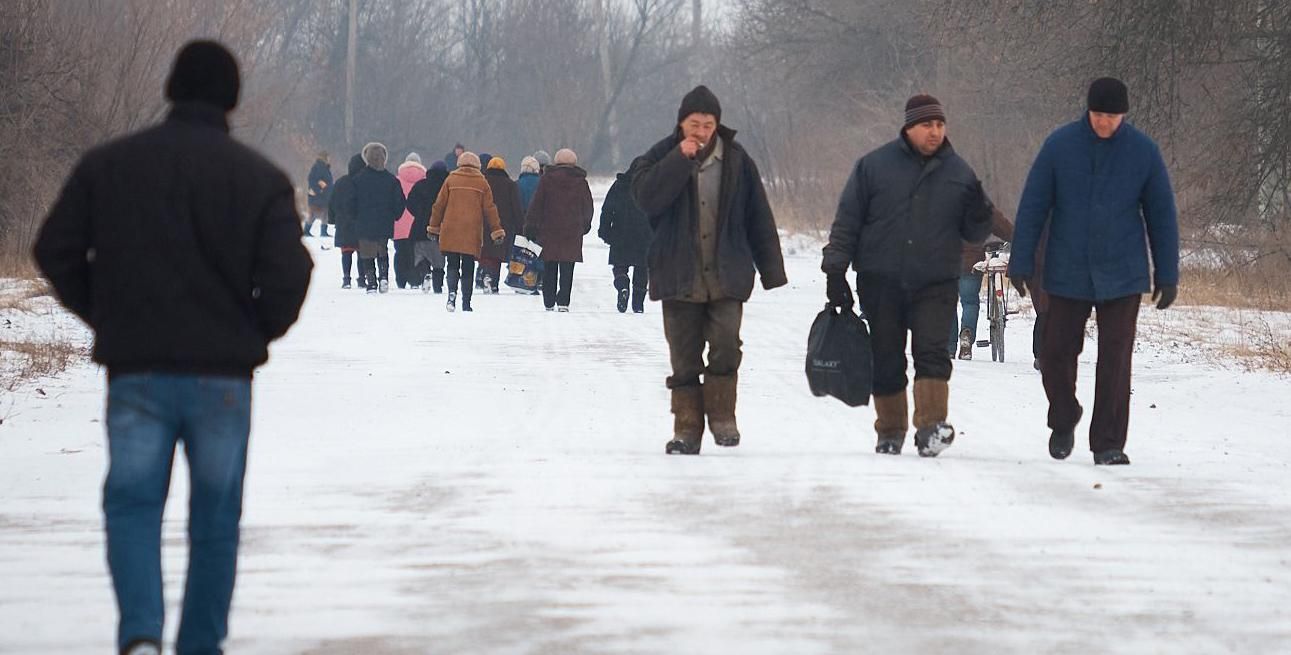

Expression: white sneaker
xmin=422 ymin=274 xmax=433 ymax=294
xmin=124 ymin=642 xmax=161 ymax=655
xmin=557 ymin=306 xmax=570 ymax=313
xmin=378 ymin=279 xmax=390 ymax=294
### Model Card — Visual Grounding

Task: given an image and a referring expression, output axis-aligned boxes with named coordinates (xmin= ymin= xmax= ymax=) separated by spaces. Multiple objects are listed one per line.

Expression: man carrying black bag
xmin=821 ymin=94 xmax=993 ymax=456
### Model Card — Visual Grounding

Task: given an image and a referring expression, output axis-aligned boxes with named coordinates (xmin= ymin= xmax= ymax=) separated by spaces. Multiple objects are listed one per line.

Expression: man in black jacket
xmin=32 ymin=41 xmax=311 ymax=655
xmin=630 ymin=85 xmax=788 ymax=455
xmin=822 ymin=94 xmax=992 ymax=458
xmin=348 ymin=141 xmax=405 ymax=293
xmin=598 ymin=170 xmax=653 ymax=313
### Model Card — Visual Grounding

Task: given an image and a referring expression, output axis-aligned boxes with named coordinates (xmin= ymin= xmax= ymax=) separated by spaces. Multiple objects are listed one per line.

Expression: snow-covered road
xmin=3 ymin=180 xmax=1290 ymax=654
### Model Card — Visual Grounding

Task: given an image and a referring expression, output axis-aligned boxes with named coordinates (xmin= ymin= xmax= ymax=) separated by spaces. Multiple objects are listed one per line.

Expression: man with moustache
xmin=822 ymin=94 xmax=994 ymax=458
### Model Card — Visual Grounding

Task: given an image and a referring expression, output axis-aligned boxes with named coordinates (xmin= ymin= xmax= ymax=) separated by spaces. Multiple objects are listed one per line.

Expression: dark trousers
xmin=341 ymin=250 xmax=354 ymax=280
xmin=1033 ymin=311 xmax=1048 ymax=361
xmin=1041 ymin=294 xmax=1140 ymax=453
xmin=446 ymin=253 xmax=476 ymax=305
xmin=393 ymin=239 xmax=413 ymax=288
xmin=662 ymin=299 xmax=743 ymax=389
xmin=859 ymin=274 xmax=956 ymax=396
xmin=542 ymin=261 xmax=576 ymax=309
xmin=614 ymin=264 xmax=649 ymax=312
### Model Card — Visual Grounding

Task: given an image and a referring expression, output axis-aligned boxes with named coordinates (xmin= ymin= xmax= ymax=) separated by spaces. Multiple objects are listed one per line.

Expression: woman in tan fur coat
xmin=429 ymin=151 xmax=505 ymax=312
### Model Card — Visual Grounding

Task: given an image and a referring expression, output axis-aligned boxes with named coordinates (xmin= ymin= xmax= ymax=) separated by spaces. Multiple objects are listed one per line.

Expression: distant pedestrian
xmin=405 ymin=160 xmax=450 ymax=293
xmin=533 ymin=149 xmax=552 ymax=174
xmin=445 ymin=143 xmax=465 ymax=171
xmin=517 ymin=156 xmax=542 ymax=211
xmin=32 ymin=41 xmax=311 ymax=655
xmin=524 ymin=148 xmax=594 ymax=312
xmin=394 ymin=152 xmax=427 ymax=289
xmin=598 ymin=169 xmax=653 ymax=313
xmin=328 ymin=153 xmax=367 ymax=288
xmin=950 ymin=207 xmax=1014 ymax=360
xmin=1008 ymin=77 xmax=1179 ymax=466
xmin=481 ymin=157 xmax=524 ymax=294
xmin=630 ymin=85 xmax=787 ymax=455
xmin=429 ymin=151 xmax=506 ymax=312
xmin=306 ymin=150 xmax=333 ymax=237
xmin=349 ymin=141 xmax=405 ymax=293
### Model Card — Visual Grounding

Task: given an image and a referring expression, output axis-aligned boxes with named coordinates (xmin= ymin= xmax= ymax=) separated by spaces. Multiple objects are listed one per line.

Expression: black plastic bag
xmin=805 ymin=305 xmax=873 ymax=407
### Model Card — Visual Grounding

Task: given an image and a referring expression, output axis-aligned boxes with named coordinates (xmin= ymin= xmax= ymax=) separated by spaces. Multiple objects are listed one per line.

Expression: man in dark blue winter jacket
xmin=1008 ymin=77 xmax=1179 ymax=466
xmin=822 ymin=95 xmax=994 ymax=458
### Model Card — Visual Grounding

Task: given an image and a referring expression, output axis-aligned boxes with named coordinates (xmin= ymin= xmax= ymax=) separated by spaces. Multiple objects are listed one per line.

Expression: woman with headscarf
xmin=429 ymin=152 xmax=506 ymax=312
xmin=523 ymin=148 xmax=594 ymax=312
xmin=480 ymin=157 xmax=524 ymax=293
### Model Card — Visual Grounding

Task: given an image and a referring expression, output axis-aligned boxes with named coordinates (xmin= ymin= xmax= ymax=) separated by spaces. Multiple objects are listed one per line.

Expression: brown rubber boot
xmin=666 ymin=385 xmax=704 ymax=455
xmin=704 ymin=374 xmax=740 ymax=447
xmin=912 ymin=378 xmax=955 ymax=458
xmin=872 ymin=391 xmax=909 ymax=455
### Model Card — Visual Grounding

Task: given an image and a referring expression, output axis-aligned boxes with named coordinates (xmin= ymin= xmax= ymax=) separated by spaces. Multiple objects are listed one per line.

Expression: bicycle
xmin=971 ymin=242 xmax=1020 ymax=362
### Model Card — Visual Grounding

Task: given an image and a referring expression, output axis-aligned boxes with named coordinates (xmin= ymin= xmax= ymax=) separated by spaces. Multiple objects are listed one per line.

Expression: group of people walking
xmin=306 ymin=140 xmax=652 ymax=314
xmin=31 ymin=38 xmax=1179 ymax=654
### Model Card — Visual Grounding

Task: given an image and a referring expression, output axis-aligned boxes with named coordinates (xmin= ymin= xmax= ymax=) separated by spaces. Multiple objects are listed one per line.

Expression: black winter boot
xmin=1050 ymin=405 xmax=1082 ymax=460
xmin=1093 ymin=450 xmax=1131 ymax=465
xmin=631 ymin=287 xmax=647 ymax=313
xmin=432 ymin=268 xmax=445 ymax=294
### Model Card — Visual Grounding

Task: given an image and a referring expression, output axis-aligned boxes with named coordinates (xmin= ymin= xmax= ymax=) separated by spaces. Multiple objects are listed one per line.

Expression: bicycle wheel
xmin=991 ymin=317 xmax=1005 ymax=362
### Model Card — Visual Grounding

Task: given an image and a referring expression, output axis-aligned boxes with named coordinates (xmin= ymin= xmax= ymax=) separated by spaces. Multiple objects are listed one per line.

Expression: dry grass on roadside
xmin=0 ymin=337 xmax=86 ymax=392
xmin=1177 ymin=259 xmax=1291 ymax=312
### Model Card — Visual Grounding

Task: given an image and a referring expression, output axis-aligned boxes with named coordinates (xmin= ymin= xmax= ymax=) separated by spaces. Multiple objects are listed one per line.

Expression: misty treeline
xmin=3 ymin=0 xmax=1289 ymax=278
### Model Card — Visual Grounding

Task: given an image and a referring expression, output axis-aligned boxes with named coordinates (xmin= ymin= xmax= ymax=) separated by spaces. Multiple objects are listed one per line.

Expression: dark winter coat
xmin=349 ymin=165 xmax=405 ymax=241
xmin=32 ymin=102 xmax=312 ymax=377
xmin=523 ymin=164 xmax=594 ymax=263
xmin=598 ymin=172 xmax=652 ymax=267
xmin=821 ymin=134 xmax=993 ymax=290
xmin=1008 ymin=116 xmax=1179 ymax=302
xmin=329 ymin=154 xmax=365 ymax=249
xmin=307 ymin=158 xmax=333 ymax=208
xmin=406 ymin=168 xmax=449 ymax=243
xmin=483 ymin=168 xmax=524 ymax=261
xmin=960 ymin=207 xmax=1014 ymax=274
xmin=517 ymin=172 xmax=540 ymax=212
xmin=629 ymin=125 xmax=787 ymax=302
xmin=429 ymin=166 xmax=505 ymax=258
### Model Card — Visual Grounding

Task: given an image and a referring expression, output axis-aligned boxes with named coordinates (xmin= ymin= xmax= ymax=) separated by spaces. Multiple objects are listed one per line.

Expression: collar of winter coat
xmin=897 ymin=130 xmax=955 ymax=160
xmin=451 ymin=166 xmax=484 ymax=178
xmin=485 ymin=168 xmax=512 ymax=180
xmin=399 ymin=161 xmax=427 ymax=173
xmin=1080 ymin=113 xmax=1128 ymax=142
xmin=166 ymin=102 xmax=230 ymax=133
xmin=547 ymin=163 xmax=588 ymax=178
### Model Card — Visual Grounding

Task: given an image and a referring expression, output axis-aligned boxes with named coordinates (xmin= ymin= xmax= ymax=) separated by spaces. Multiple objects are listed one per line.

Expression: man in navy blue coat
xmin=1008 ymin=77 xmax=1179 ymax=466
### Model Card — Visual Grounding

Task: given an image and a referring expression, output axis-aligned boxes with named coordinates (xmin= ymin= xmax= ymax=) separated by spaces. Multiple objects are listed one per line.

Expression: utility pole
xmin=345 ymin=0 xmax=357 ymax=149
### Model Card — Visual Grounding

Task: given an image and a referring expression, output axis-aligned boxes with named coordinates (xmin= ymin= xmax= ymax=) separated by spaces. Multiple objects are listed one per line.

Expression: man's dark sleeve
xmin=744 ymin=158 xmax=787 ymax=290
xmin=959 ymin=177 xmax=994 ymax=244
xmin=406 ymin=181 xmax=431 ymax=221
xmin=821 ymin=159 xmax=867 ymax=275
xmin=252 ymin=180 xmax=312 ymax=341
xmin=629 ymin=146 xmax=697 ymax=220
xmin=32 ymin=162 xmax=95 ymax=326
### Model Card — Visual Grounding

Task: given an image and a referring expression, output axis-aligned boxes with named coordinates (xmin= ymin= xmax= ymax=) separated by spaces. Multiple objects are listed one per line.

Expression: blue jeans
xmin=949 ymin=273 xmax=983 ymax=354
xmin=104 ymin=373 xmax=251 ymax=654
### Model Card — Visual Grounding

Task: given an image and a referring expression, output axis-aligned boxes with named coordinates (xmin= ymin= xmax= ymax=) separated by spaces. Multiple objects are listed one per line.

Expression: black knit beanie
xmin=904 ymin=94 xmax=945 ymax=129
xmin=1087 ymin=77 xmax=1129 ymax=114
xmin=677 ymin=85 xmax=722 ymax=124
xmin=165 ymin=40 xmax=240 ymax=112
